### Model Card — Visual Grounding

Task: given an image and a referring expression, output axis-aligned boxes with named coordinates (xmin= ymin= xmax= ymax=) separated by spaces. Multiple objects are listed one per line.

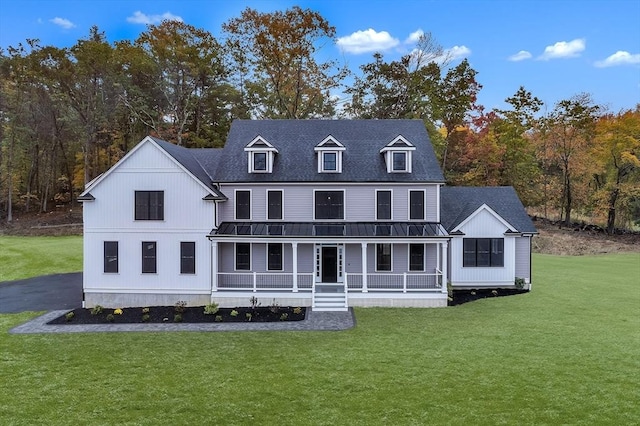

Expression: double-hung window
xmin=409 ymin=190 xmax=425 ymax=220
xmin=463 ymin=238 xmax=504 ymax=267
xmin=236 ymin=243 xmax=251 ymax=270
xmin=322 ymin=152 xmax=337 ymax=171
xmin=267 ymin=190 xmax=283 ymax=220
xmin=235 ymin=190 xmax=251 ymax=220
xmin=376 ymin=244 xmax=392 ymax=271
xmin=104 ymin=241 xmax=118 ymax=273
xmin=392 ymin=152 xmax=407 ymax=171
xmin=135 ymin=191 xmax=164 ymax=220
xmin=267 ymin=243 xmax=283 ymax=271
xmin=315 ymin=191 xmax=344 ymax=220
xmin=376 ymin=190 xmax=392 ymax=220
xmin=253 ymin=152 xmax=267 ymax=171
xmin=409 ymin=244 xmax=424 ymax=271
xmin=180 ymin=242 xmax=195 ymax=274
xmin=142 ymin=241 xmax=157 ymax=273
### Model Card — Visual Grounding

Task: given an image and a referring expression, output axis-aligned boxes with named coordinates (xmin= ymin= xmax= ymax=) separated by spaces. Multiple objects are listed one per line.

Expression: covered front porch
xmin=208 ymin=222 xmax=451 ymax=310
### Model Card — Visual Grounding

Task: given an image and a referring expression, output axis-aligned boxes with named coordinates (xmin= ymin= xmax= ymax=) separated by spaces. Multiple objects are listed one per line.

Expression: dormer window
xmin=244 ymin=136 xmax=277 ymax=173
xmin=315 ymin=136 xmax=345 ymax=173
xmin=380 ymin=135 xmax=416 ymax=173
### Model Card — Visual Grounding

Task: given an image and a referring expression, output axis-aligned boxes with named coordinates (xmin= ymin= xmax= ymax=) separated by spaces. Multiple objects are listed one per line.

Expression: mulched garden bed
xmin=48 ymin=305 xmax=307 ymax=325
xmin=448 ymin=289 xmax=529 ymax=306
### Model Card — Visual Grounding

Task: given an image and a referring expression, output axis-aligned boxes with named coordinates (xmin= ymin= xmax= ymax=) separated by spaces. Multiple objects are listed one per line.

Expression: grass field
xmin=1 ymin=252 xmax=639 ymax=425
xmin=0 ymin=236 xmax=82 ymax=282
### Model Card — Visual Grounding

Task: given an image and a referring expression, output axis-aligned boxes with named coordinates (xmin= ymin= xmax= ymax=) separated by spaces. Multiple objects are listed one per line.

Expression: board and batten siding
xmin=448 ymin=208 xmax=516 ymax=286
xmin=514 ymin=236 xmax=532 ymax=281
xmin=83 ymin=140 xmax=214 ymax=296
xmin=218 ymin=183 xmax=440 ymax=223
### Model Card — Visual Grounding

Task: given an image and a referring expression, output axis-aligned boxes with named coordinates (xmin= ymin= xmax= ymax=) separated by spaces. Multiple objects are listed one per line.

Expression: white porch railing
xmin=218 ymin=271 xmax=442 ymax=292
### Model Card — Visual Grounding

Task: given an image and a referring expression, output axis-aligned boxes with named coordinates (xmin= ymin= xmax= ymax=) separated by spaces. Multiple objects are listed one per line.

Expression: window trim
xmin=266 ymin=189 xmax=284 ymax=221
xmin=141 ymin=241 xmax=157 ymax=274
xmin=409 ymin=243 xmax=425 ymax=272
xmin=134 ymin=191 xmax=164 ymax=221
xmin=392 ymin=151 xmax=407 ymax=172
xmin=408 ymin=189 xmax=426 ymax=220
xmin=375 ymin=243 xmax=393 ymax=272
xmin=267 ymin=243 xmax=283 ymax=271
xmin=104 ymin=241 xmax=118 ymax=274
xmin=235 ymin=242 xmax=251 ymax=271
xmin=235 ymin=189 xmax=251 ymax=220
xmin=463 ymin=238 xmax=504 ymax=267
xmin=252 ymin=152 xmax=267 ymax=172
xmin=180 ymin=242 xmax=196 ymax=275
xmin=313 ymin=189 xmax=345 ymax=220
xmin=321 ymin=151 xmax=339 ymax=172
xmin=375 ymin=189 xmax=393 ymax=221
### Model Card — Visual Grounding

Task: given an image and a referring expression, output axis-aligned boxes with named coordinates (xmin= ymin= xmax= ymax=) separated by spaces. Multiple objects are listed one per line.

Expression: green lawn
xmin=1 ymin=252 xmax=639 ymax=425
xmin=0 ymin=236 xmax=82 ymax=282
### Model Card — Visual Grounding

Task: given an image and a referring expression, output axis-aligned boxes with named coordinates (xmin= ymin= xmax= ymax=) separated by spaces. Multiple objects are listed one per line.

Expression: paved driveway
xmin=0 ymin=273 xmax=82 ymax=313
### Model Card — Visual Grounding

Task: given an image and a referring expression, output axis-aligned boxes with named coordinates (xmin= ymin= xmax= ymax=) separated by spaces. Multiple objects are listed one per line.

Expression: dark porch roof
xmin=211 ymin=222 xmax=447 ymax=238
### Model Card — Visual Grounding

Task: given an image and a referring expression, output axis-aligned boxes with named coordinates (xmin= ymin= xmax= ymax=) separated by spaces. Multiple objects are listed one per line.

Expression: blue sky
xmin=1 ymin=0 xmax=639 ymax=113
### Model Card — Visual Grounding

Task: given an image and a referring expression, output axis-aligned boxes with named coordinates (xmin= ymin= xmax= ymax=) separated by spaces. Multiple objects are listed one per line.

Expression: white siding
xmin=83 ymin=141 xmax=215 ymax=295
xmin=515 ymin=236 xmax=531 ymax=281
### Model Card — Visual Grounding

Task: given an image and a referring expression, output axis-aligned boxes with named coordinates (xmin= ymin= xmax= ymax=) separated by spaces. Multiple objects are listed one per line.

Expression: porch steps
xmin=313 ymin=284 xmax=348 ymax=312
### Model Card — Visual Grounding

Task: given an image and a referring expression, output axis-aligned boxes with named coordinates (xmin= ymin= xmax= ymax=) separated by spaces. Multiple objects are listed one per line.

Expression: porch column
xmin=441 ymin=241 xmax=448 ymax=294
xmin=292 ymin=242 xmax=298 ymax=292
xmin=361 ymin=242 xmax=368 ymax=292
xmin=211 ymin=241 xmax=218 ymax=293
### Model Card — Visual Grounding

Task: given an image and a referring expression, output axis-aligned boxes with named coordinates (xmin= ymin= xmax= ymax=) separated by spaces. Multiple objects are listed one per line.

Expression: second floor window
xmin=409 ymin=190 xmax=425 ymax=220
xmin=315 ymin=191 xmax=344 ymax=220
xmin=236 ymin=190 xmax=251 ymax=220
xmin=135 ymin=191 xmax=164 ymax=220
xmin=267 ymin=190 xmax=283 ymax=220
xmin=376 ymin=190 xmax=392 ymax=220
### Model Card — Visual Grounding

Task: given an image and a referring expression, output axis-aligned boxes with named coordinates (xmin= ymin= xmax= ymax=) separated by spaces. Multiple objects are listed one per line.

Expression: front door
xmin=321 ymin=246 xmax=338 ymax=283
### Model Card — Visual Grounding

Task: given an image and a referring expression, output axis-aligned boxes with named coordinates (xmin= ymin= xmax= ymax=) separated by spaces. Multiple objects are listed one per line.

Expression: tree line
xmin=1 ymin=6 xmax=638 ymax=231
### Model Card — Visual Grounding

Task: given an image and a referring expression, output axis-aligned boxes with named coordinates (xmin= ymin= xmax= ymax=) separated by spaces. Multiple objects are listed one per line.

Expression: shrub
xmin=214 ymin=315 xmax=223 ymax=322
xmin=515 ymin=277 xmax=526 ymax=289
xmin=141 ymin=314 xmax=150 ymax=323
xmin=204 ymin=302 xmax=219 ymax=315
xmin=293 ymin=307 xmax=302 ymax=315
xmin=245 ymin=312 xmax=252 ymax=321
xmin=280 ymin=313 xmax=288 ymax=321
xmin=174 ymin=301 xmax=187 ymax=313
xmin=114 ymin=308 xmax=123 ymax=315
xmin=268 ymin=299 xmax=281 ymax=314
xmin=230 ymin=309 xmax=239 ymax=317
xmin=90 ymin=305 xmax=103 ymax=316
xmin=65 ymin=312 xmax=75 ymax=322
xmin=141 ymin=307 xmax=150 ymax=314
xmin=106 ymin=314 xmax=115 ymax=322
xmin=174 ymin=314 xmax=183 ymax=323
xmin=249 ymin=296 xmax=260 ymax=309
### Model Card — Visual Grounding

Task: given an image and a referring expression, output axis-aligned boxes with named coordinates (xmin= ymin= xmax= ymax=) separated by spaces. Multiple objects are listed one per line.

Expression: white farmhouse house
xmin=79 ymin=120 xmax=537 ymax=311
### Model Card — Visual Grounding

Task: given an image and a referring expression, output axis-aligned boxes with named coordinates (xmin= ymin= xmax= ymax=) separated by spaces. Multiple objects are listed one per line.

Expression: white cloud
xmin=127 ymin=11 xmax=183 ymax=25
xmin=410 ymin=45 xmax=471 ymax=66
xmin=595 ymin=51 xmax=640 ymax=67
xmin=405 ymin=29 xmax=424 ymax=44
xmin=50 ymin=17 xmax=75 ymax=29
xmin=538 ymin=38 xmax=585 ymax=60
xmin=337 ymin=29 xmax=399 ymax=54
xmin=508 ymin=50 xmax=532 ymax=61
xmin=446 ymin=45 xmax=471 ymax=61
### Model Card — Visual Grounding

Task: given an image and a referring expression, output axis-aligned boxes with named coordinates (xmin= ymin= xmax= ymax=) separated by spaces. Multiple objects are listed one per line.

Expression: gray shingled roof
xmin=151 ymin=137 xmax=226 ymax=199
xmin=215 ymin=119 xmax=445 ymax=183
xmin=440 ymin=186 xmax=537 ymax=233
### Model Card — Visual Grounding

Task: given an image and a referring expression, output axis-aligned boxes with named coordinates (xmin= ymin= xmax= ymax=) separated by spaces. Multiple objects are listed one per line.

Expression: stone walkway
xmin=9 ymin=308 xmax=356 ymax=334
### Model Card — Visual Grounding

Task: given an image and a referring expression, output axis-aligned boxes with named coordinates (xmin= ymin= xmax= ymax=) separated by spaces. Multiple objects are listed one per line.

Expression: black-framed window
xmin=180 ymin=242 xmax=195 ymax=274
xmin=104 ymin=241 xmax=118 ymax=273
xmin=393 ymin=152 xmax=407 ymax=171
xmin=323 ymin=152 xmax=337 ymax=171
xmin=142 ymin=241 xmax=157 ymax=273
xmin=409 ymin=190 xmax=424 ymax=220
xmin=267 ymin=243 xmax=283 ymax=271
xmin=376 ymin=243 xmax=392 ymax=271
xmin=376 ymin=190 xmax=392 ymax=220
xmin=253 ymin=152 xmax=267 ymax=171
xmin=315 ymin=191 xmax=344 ymax=220
xmin=463 ymin=238 xmax=504 ymax=267
xmin=236 ymin=243 xmax=251 ymax=270
xmin=409 ymin=244 xmax=424 ymax=271
xmin=267 ymin=190 xmax=283 ymax=220
xmin=236 ymin=190 xmax=251 ymax=220
xmin=135 ymin=191 xmax=164 ymax=220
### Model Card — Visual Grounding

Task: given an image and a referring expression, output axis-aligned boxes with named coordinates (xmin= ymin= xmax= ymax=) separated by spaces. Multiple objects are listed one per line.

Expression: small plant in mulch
xmin=174 ymin=314 xmax=183 ymax=323
xmin=114 ymin=308 xmax=123 ymax=315
xmin=293 ymin=307 xmax=302 ymax=315
xmin=65 ymin=312 xmax=75 ymax=322
xmin=141 ymin=307 xmax=150 ymax=314
xmin=141 ymin=314 xmax=150 ymax=323
xmin=514 ymin=277 xmax=526 ymax=289
xmin=90 ymin=305 xmax=103 ymax=315
xmin=230 ymin=309 xmax=239 ymax=317
xmin=268 ymin=299 xmax=281 ymax=314
xmin=279 ymin=313 xmax=288 ymax=321
xmin=174 ymin=301 xmax=187 ymax=314
xmin=203 ymin=302 xmax=219 ymax=315
xmin=249 ymin=296 xmax=260 ymax=309
xmin=106 ymin=314 xmax=115 ymax=322
xmin=214 ymin=315 xmax=223 ymax=322
xmin=245 ymin=312 xmax=252 ymax=321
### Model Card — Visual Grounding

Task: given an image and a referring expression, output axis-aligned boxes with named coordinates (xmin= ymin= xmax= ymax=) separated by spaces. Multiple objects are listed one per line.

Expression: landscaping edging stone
xmin=9 ymin=308 xmax=356 ymax=334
